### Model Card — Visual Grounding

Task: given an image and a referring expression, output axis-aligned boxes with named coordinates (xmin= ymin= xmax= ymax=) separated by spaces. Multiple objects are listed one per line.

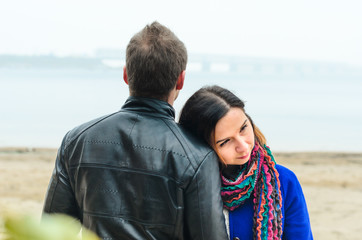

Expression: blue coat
xmin=227 ymin=164 xmax=313 ymax=240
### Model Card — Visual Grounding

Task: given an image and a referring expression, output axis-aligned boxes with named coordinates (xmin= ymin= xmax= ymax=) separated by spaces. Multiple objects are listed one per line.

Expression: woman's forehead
xmin=215 ymin=108 xmax=247 ymax=135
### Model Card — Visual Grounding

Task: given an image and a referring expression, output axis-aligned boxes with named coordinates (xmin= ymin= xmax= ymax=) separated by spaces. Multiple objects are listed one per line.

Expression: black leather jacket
xmin=43 ymin=97 xmax=228 ymax=240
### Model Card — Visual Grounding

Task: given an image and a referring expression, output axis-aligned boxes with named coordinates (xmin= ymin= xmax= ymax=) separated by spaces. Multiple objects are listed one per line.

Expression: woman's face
xmin=213 ymin=107 xmax=255 ymax=165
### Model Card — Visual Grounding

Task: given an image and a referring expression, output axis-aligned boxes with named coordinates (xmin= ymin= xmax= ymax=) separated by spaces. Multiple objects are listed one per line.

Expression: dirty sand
xmin=1 ymin=148 xmax=361 ymax=239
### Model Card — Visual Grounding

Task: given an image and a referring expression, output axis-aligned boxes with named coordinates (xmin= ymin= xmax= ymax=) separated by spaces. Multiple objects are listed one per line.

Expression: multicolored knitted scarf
xmin=220 ymin=142 xmax=283 ymax=239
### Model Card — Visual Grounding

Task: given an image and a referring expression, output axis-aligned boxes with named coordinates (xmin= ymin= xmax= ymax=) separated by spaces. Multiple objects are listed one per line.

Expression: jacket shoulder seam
xmin=64 ymin=112 xmax=119 ymax=150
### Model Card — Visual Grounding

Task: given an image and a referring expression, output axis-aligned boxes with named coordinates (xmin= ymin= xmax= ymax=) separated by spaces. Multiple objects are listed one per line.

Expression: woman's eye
xmin=240 ymin=124 xmax=247 ymax=132
xmin=220 ymin=139 xmax=230 ymax=147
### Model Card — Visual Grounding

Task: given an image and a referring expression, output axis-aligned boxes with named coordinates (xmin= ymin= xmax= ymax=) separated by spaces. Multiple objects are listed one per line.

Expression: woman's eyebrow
xmin=215 ymin=119 xmax=248 ymax=144
xmin=240 ymin=119 xmax=248 ymax=129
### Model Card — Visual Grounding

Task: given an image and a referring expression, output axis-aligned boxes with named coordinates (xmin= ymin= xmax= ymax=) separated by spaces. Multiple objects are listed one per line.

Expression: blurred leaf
xmin=3 ymin=213 xmax=99 ymax=240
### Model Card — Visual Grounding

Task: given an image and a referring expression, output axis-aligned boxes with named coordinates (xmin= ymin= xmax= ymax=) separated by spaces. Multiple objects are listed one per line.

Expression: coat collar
xmin=121 ymin=96 xmax=175 ymax=119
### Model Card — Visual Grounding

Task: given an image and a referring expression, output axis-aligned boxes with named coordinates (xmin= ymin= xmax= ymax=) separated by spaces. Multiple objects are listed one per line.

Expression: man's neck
xmin=128 ymin=88 xmax=178 ymax=106
xmin=167 ymin=89 xmax=179 ymax=106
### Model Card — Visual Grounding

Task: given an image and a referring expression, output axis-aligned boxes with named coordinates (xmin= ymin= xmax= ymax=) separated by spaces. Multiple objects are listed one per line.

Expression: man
xmin=43 ymin=22 xmax=228 ymax=240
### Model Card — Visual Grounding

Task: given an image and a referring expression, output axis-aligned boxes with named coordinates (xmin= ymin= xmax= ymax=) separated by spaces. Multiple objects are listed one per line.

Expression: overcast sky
xmin=1 ymin=0 xmax=362 ymax=66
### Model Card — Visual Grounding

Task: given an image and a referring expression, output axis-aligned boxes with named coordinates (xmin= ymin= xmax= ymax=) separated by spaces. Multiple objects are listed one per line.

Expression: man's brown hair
xmin=126 ymin=21 xmax=187 ymax=101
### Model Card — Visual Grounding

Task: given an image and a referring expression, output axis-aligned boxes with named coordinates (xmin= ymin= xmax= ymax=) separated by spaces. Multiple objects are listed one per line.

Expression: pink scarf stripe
xmin=264 ymin=164 xmax=275 ymax=239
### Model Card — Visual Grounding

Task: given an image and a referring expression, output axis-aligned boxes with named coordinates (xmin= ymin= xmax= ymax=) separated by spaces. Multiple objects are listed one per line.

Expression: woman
xmin=179 ymin=85 xmax=313 ymax=240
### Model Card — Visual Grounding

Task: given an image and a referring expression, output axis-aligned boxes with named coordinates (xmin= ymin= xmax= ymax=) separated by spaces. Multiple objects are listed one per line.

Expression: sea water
xmin=1 ymin=68 xmax=361 ymax=152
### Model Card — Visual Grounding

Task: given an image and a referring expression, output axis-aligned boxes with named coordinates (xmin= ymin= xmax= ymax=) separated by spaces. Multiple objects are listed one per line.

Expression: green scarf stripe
xmin=221 ymin=176 xmax=253 ymax=190
xmin=264 ymin=145 xmax=276 ymax=164
xmin=261 ymin=177 xmax=269 ymax=237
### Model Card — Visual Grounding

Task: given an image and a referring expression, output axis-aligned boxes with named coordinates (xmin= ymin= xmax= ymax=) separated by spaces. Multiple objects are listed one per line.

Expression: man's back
xmin=43 ymin=97 xmax=227 ymax=239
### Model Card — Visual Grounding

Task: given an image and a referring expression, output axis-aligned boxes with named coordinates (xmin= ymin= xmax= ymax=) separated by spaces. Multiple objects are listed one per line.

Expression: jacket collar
xmin=121 ymin=96 xmax=175 ymax=119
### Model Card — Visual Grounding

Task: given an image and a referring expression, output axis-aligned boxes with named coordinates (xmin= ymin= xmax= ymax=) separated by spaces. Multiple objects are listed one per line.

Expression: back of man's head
xmin=125 ymin=21 xmax=188 ymax=101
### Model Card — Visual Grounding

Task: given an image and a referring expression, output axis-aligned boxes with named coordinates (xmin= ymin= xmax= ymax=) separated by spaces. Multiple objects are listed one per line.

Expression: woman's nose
xmin=235 ymin=137 xmax=248 ymax=153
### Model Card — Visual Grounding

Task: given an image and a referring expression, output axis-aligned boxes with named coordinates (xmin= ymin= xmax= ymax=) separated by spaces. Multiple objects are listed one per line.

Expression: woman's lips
xmin=237 ymin=154 xmax=249 ymax=160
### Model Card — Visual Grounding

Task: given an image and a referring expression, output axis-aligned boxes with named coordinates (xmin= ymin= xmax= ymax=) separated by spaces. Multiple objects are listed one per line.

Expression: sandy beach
xmin=1 ymin=147 xmax=362 ymax=239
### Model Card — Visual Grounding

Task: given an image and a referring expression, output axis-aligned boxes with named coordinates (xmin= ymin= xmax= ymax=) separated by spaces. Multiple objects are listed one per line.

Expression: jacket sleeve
xmin=281 ymin=167 xmax=313 ymax=240
xmin=184 ymin=151 xmax=229 ymax=240
xmin=42 ymin=134 xmax=80 ymax=220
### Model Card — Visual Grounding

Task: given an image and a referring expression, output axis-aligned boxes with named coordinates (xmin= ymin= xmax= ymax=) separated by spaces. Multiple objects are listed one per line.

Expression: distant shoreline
xmin=1 ymin=146 xmax=361 ymax=162
xmin=2 ymin=146 xmax=362 ymax=153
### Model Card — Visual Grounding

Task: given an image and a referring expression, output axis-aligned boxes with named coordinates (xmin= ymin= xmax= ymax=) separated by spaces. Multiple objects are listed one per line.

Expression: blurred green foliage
xmin=2 ymin=213 xmax=99 ymax=240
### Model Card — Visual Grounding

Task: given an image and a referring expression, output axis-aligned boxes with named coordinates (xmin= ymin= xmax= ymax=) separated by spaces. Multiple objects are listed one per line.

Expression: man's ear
xmin=176 ymin=70 xmax=185 ymax=90
xmin=123 ymin=66 xmax=128 ymax=85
